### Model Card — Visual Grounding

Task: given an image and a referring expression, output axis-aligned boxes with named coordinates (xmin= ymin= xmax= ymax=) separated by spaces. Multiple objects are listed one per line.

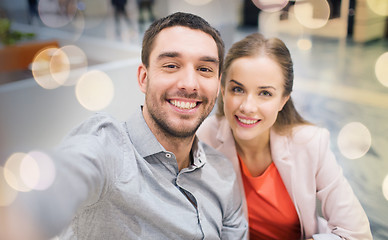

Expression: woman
xmin=197 ymin=33 xmax=372 ymax=240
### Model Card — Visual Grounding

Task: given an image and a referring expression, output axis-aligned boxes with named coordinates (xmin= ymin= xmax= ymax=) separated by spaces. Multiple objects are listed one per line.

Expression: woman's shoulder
xmin=197 ymin=115 xmax=226 ymax=147
xmin=198 ymin=115 xmax=222 ymax=135
xmin=283 ymin=124 xmax=330 ymax=147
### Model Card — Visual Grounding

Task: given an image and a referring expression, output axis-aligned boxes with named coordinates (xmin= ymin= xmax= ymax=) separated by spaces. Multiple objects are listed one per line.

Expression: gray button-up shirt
xmin=21 ymin=107 xmax=247 ymax=239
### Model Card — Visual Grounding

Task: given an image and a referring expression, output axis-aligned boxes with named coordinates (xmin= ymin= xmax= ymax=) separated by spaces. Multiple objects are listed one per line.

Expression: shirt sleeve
xmin=12 ymin=113 xmax=121 ymax=238
xmin=313 ymin=233 xmax=342 ymax=240
xmin=220 ymin=176 xmax=248 ymax=240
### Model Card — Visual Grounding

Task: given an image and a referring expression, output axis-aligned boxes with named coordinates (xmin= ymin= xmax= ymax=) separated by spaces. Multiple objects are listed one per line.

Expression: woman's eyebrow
xmin=259 ymin=86 xmax=277 ymax=90
xmin=230 ymin=80 xmax=277 ymax=90
xmin=229 ymin=79 xmax=243 ymax=86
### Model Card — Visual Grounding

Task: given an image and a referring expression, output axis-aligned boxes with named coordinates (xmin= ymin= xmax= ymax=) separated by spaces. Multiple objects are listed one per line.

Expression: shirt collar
xmin=191 ymin=136 xmax=206 ymax=168
xmin=125 ymin=106 xmax=165 ymax=158
xmin=125 ymin=106 xmax=206 ymax=168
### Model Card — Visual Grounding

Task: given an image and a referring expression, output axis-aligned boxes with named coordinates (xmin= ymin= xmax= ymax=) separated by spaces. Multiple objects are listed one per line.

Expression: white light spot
xmin=4 ymin=153 xmax=32 ymax=192
xmin=375 ymin=52 xmax=388 ymax=87
xmin=76 ymin=70 xmax=115 ymax=111
xmin=337 ymin=122 xmax=372 ymax=159
xmin=294 ymin=0 xmax=330 ymax=29
xmin=184 ymin=0 xmax=213 ymax=6
xmin=297 ymin=38 xmax=312 ymax=51
xmin=252 ymin=0 xmax=289 ymax=13
xmin=383 ymin=174 xmax=388 ymax=201
xmin=367 ymin=0 xmax=388 ymax=16
xmin=0 ymin=167 xmax=18 ymax=206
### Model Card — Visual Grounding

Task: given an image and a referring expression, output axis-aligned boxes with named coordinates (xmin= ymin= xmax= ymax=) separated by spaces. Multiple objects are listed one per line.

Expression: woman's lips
xmin=235 ymin=116 xmax=260 ymax=127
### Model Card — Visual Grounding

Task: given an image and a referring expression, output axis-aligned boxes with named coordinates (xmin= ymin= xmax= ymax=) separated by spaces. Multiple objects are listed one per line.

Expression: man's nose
xmin=177 ymin=67 xmax=199 ymax=92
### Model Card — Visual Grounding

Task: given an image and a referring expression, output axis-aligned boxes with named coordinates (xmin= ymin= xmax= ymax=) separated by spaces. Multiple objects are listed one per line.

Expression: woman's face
xmin=222 ymin=56 xmax=289 ymax=142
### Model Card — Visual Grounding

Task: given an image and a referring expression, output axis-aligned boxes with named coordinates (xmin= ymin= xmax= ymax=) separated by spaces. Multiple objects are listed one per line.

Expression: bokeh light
xmin=80 ymin=0 xmax=109 ymax=29
xmin=367 ymin=0 xmax=388 ymax=16
xmin=56 ymin=45 xmax=88 ymax=86
xmin=68 ymin=11 xmax=86 ymax=42
xmin=0 ymin=167 xmax=18 ymax=207
xmin=383 ymin=174 xmax=388 ymax=201
xmin=38 ymin=0 xmax=78 ymax=28
xmin=19 ymin=154 xmax=40 ymax=190
xmin=4 ymin=153 xmax=32 ymax=192
xmin=297 ymin=38 xmax=312 ymax=51
xmin=50 ymin=48 xmax=71 ymax=87
xmin=375 ymin=52 xmax=388 ymax=87
xmin=294 ymin=0 xmax=330 ymax=29
xmin=259 ymin=10 xmax=304 ymax=37
xmin=337 ymin=122 xmax=372 ymax=160
xmin=252 ymin=0 xmax=289 ymax=13
xmin=20 ymin=151 xmax=56 ymax=191
xmin=31 ymin=47 xmax=65 ymax=89
xmin=184 ymin=0 xmax=213 ymax=6
xmin=75 ymin=70 xmax=115 ymax=111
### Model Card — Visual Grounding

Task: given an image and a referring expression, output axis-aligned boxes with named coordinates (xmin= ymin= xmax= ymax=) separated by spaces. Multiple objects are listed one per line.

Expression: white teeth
xmin=170 ymin=100 xmax=197 ymax=110
xmin=238 ymin=117 xmax=258 ymax=125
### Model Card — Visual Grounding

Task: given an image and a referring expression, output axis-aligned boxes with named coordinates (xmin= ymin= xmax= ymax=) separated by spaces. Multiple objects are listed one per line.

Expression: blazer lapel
xmin=216 ymin=118 xmax=248 ymax=218
xmin=270 ymin=129 xmax=294 ymax=200
xmin=271 ymin=129 xmax=305 ymax=237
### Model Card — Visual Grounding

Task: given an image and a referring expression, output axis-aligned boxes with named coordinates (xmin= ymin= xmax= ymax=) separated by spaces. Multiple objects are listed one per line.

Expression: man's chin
xmin=167 ymin=124 xmax=199 ymax=138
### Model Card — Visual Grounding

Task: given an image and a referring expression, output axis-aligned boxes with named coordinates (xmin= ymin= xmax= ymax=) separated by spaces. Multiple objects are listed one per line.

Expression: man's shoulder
xmin=67 ymin=112 xmax=125 ymax=137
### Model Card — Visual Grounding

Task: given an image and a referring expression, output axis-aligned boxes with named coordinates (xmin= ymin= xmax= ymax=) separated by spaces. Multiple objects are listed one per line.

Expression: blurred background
xmin=0 ymin=0 xmax=387 ymax=239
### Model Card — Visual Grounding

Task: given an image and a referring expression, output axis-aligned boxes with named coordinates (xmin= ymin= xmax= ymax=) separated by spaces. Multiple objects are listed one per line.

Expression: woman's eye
xmin=260 ymin=90 xmax=272 ymax=96
xmin=232 ymin=87 xmax=244 ymax=93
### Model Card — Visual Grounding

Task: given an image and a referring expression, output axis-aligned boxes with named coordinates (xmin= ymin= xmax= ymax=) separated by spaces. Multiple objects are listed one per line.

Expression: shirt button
xmin=165 ymin=153 xmax=172 ymax=158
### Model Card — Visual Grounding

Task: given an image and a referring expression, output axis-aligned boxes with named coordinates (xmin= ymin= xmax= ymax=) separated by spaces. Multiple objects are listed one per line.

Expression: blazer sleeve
xmin=314 ymin=128 xmax=372 ymax=240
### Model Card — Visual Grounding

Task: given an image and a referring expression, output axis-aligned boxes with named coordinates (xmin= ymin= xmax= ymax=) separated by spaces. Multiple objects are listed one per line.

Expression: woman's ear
xmin=279 ymin=95 xmax=290 ymax=111
xmin=137 ymin=64 xmax=148 ymax=94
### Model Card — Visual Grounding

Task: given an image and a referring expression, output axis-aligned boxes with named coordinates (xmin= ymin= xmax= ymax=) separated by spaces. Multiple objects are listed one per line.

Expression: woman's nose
xmin=239 ymin=94 xmax=257 ymax=114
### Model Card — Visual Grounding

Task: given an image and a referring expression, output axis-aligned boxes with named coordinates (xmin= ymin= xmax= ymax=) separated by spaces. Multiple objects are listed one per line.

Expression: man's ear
xmin=137 ymin=64 xmax=148 ymax=94
xmin=216 ymin=74 xmax=222 ymax=96
xmin=220 ymin=86 xmax=225 ymax=97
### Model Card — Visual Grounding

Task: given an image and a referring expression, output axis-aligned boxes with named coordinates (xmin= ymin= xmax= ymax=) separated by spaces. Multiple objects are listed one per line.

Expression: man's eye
xmin=164 ymin=64 xmax=177 ymax=69
xmin=198 ymin=67 xmax=212 ymax=72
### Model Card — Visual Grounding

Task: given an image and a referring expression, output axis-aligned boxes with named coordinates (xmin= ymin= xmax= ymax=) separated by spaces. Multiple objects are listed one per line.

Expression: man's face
xmin=138 ymin=26 xmax=220 ymax=139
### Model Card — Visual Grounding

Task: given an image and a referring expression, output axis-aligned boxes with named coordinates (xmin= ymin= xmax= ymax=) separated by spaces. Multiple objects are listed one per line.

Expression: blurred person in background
xmin=137 ymin=0 xmax=155 ymax=24
xmin=27 ymin=0 xmax=39 ymax=25
xmin=197 ymin=32 xmax=372 ymax=240
xmin=0 ymin=12 xmax=247 ymax=240
xmin=111 ymin=0 xmax=135 ymax=37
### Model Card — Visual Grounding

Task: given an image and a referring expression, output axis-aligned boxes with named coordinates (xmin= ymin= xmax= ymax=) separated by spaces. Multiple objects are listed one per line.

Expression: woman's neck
xmin=235 ymin=130 xmax=272 ymax=177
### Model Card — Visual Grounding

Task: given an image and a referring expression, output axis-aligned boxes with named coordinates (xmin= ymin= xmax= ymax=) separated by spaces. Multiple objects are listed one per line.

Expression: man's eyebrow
xmin=200 ymin=56 xmax=219 ymax=64
xmin=157 ymin=52 xmax=181 ymax=60
xmin=156 ymin=52 xmax=219 ymax=64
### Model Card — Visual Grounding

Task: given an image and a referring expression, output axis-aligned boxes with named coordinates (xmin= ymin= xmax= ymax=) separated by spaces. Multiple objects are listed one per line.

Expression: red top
xmin=238 ymin=155 xmax=301 ymax=240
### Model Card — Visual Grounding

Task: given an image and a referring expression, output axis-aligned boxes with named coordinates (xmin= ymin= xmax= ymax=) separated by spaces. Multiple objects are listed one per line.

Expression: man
xmin=1 ymin=12 xmax=247 ymax=239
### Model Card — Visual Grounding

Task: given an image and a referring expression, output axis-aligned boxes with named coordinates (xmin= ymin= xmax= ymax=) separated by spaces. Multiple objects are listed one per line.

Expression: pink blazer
xmin=197 ymin=116 xmax=372 ymax=240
